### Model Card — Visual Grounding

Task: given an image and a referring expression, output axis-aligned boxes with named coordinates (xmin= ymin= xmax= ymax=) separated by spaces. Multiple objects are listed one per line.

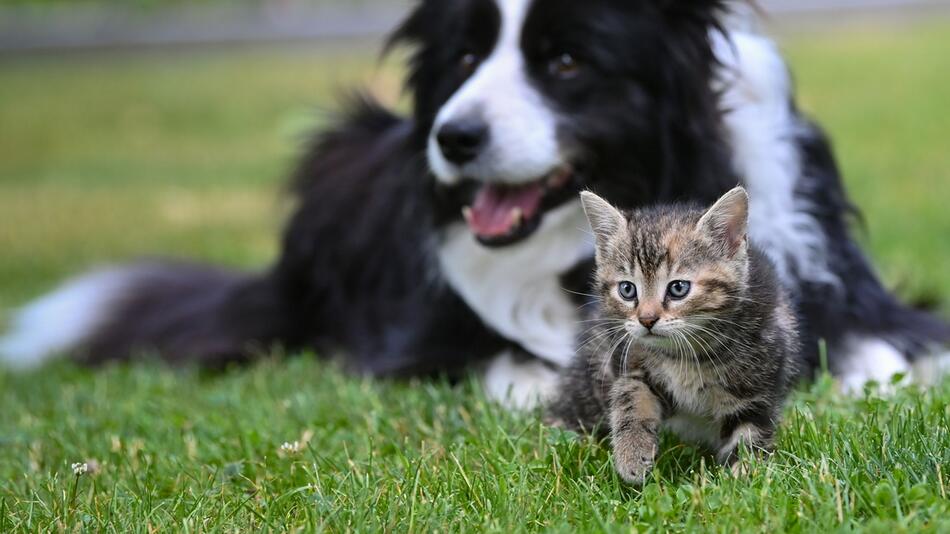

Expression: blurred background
xmin=1 ymin=0 xmax=948 ymax=318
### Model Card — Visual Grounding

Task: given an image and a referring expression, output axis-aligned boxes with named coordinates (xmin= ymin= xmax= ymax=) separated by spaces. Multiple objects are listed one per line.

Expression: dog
xmin=3 ymin=0 xmax=947 ymax=405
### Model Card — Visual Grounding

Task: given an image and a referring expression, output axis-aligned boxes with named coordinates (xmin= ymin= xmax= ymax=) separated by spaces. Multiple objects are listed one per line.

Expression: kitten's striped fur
xmin=548 ymin=187 xmax=800 ymax=484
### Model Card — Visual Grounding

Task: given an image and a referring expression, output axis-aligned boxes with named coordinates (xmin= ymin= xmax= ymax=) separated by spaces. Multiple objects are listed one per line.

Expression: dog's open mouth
xmin=462 ymin=166 xmax=575 ymax=246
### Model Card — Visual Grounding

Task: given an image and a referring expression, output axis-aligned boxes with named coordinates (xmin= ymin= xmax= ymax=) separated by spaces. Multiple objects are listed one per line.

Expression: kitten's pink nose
xmin=639 ymin=314 xmax=659 ymax=330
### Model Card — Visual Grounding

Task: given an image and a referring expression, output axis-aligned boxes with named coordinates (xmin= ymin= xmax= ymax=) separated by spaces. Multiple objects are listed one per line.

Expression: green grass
xmin=1 ymin=20 xmax=950 ymax=532
xmin=1 ymin=361 xmax=948 ymax=532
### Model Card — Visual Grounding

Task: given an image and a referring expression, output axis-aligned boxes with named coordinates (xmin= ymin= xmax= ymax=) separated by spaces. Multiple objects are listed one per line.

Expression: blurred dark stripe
xmin=0 ymin=0 xmax=948 ymax=52
xmin=0 ymin=3 xmax=404 ymax=52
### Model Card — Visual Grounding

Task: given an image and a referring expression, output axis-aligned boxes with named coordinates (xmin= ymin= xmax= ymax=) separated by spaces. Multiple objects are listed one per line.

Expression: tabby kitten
xmin=548 ymin=187 xmax=800 ymax=484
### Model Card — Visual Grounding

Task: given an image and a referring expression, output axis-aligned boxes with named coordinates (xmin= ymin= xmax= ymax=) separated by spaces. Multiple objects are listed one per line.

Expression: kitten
xmin=548 ymin=187 xmax=800 ymax=484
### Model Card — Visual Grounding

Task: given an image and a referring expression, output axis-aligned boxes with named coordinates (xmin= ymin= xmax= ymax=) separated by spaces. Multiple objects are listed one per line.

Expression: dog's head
xmin=390 ymin=0 xmax=734 ymax=247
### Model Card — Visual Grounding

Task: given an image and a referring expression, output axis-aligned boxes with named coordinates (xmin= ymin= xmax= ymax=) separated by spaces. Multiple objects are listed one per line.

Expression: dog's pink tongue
xmin=467 ymin=183 xmax=544 ymax=238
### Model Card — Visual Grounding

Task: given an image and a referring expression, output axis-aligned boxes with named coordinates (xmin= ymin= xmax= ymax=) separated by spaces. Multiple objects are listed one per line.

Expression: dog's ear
xmin=697 ymin=186 xmax=749 ymax=258
xmin=384 ymin=0 xmax=432 ymax=54
xmin=657 ymin=0 xmax=732 ymax=28
xmin=580 ymin=192 xmax=628 ymax=261
xmin=382 ymin=0 xmax=462 ymax=119
xmin=658 ymin=0 xmax=730 ymax=16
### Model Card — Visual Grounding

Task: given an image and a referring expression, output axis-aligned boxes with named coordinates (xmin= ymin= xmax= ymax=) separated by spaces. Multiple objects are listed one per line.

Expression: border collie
xmin=2 ymin=0 xmax=948 ymax=405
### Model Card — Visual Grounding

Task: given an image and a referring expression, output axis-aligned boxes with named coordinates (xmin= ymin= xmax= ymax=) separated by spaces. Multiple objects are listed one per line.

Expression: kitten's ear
xmin=697 ymin=186 xmax=749 ymax=257
xmin=580 ymin=191 xmax=627 ymax=257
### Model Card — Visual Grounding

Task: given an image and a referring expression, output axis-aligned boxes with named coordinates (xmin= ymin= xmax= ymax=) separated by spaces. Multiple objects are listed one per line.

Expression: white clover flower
xmin=280 ymin=441 xmax=302 ymax=454
xmin=71 ymin=462 xmax=88 ymax=476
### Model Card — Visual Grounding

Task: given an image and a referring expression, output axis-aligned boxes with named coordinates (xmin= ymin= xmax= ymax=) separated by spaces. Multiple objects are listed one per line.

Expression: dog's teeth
xmin=510 ymin=208 xmax=524 ymax=227
xmin=462 ymin=207 xmax=474 ymax=223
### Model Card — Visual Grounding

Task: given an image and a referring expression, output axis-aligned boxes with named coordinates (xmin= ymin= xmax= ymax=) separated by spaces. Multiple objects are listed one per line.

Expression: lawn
xmin=1 ymin=19 xmax=949 ymax=532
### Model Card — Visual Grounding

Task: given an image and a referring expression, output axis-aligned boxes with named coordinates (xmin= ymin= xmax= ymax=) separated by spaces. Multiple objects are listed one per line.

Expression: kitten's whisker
xmin=723 ymin=294 xmax=769 ymax=306
xmin=595 ymin=336 xmax=620 ymax=379
xmin=680 ymin=324 xmax=742 ymax=385
xmin=577 ymin=332 xmax=624 ymax=356
xmin=681 ymin=328 xmax=725 ymax=388
xmin=575 ymin=323 xmax=624 ymax=339
xmin=680 ymin=323 xmax=736 ymax=354
xmin=580 ymin=326 xmax=628 ymax=360
xmin=681 ymin=330 xmax=707 ymax=389
xmin=680 ymin=333 xmax=704 ymax=388
xmin=576 ymin=323 xmax=627 ymax=344
xmin=575 ymin=319 xmax=627 ymax=335
xmin=705 ymin=344 xmax=730 ymax=386
xmin=678 ymin=330 xmax=704 ymax=387
xmin=600 ymin=331 xmax=630 ymax=379
xmin=688 ymin=315 xmax=746 ymax=329
xmin=680 ymin=321 xmax=745 ymax=345
xmin=682 ymin=323 xmax=757 ymax=352
xmin=575 ymin=318 xmax=627 ymax=325
xmin=670 ymin=331 xmax=689 ymax=381
xmin=620 ymin=334 xmax=635 ymax=376
xmin=575 ymin=300 xmax=603 ymax=311
xmin=561 ymin=288 xmax=603 ymax=300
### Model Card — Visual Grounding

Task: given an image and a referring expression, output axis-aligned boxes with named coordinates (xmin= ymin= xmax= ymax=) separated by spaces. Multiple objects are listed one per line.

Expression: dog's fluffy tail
xmin=1 ymin=262 xmax=294 ymax=369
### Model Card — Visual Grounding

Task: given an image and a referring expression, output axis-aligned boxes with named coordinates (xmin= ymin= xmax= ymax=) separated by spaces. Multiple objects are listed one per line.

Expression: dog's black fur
xmin=72 ymin=0 xmax=947 ymax=376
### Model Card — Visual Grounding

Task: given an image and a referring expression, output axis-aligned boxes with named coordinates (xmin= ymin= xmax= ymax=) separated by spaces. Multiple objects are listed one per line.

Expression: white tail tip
xmin=1 ymin=268 xmax=137 ymax=370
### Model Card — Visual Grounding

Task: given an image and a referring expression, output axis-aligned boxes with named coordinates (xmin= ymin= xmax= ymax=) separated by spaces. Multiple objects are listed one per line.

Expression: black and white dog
xmin=2 ymin=0 xmax=947 ymax=404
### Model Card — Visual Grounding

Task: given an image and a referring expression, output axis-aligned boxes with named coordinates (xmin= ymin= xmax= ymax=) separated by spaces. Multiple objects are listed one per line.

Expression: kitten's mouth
xmin=461 ymin=166 xmax=577 ymax=247
xmin=638 ymin=332 xmax=672 ymax=345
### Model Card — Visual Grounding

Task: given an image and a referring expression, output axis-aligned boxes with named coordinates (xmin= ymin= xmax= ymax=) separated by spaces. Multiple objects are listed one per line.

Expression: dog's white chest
xmin=437 ymin=202 xmax=594 ymax=367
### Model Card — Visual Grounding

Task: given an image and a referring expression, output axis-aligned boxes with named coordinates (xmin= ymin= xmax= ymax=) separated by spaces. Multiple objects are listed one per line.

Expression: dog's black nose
xmin=436 ymin=120 xmax=488 ymax=165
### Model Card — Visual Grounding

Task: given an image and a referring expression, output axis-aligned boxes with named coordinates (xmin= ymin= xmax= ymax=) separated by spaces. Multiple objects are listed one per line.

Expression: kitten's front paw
xmin=613 ymin=438 xmax=657 ymax=485
xmin=729 ymin=459 xmax=751 ymax=478
xmin=542 ymin=415 xmax=564 ymax=427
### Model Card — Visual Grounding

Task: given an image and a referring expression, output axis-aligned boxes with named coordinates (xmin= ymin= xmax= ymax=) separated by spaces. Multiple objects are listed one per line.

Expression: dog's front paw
xmin=612 ymin=436 xmax=657 ymax=485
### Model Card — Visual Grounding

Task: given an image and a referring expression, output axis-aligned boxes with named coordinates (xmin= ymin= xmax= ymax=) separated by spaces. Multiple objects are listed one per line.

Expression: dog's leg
xmin=913 ymin=349 xmax=950 ymax=386
xmin=834 ymin=336 xmax=911 ymax=395
xmin=483 ymin=350 xmax=561 ymax=410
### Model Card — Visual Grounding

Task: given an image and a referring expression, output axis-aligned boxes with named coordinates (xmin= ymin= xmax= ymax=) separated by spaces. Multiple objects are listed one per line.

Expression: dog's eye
xmin=618 ymin=281 xmax=637 ymax=301
xmin=459 ymin=52 xmax=480 ymax=74
xmin=667 ymin=281 xmax=692 ymax=300
xmin=548 ymin=53 xmax=580 ymax=79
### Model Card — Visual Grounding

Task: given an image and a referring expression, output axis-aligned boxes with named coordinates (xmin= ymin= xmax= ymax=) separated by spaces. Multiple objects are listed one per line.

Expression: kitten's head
xmin=580 ymin=187 xmax=750 ymax=350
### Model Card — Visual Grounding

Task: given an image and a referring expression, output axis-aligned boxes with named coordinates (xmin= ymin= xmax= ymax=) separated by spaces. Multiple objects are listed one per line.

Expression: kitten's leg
xmin=717 ymin=411 xmax=776 ymax=471
xmin=545 ymin=352 xmax=612 ymax=433
xmin=609 ymin=376 xmax=663 ymax=485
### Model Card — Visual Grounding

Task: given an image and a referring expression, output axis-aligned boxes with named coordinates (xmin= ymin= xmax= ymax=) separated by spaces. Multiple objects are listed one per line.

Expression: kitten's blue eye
xmin=618 ymin=281 xmax=637 ymax=301
xmin=667 ymin=281 xmax=692 ymax=300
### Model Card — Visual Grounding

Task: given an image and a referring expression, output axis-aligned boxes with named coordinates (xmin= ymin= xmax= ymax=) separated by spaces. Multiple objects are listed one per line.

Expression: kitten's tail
xmin=0 ymin=261 xmax=296 ymax=369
